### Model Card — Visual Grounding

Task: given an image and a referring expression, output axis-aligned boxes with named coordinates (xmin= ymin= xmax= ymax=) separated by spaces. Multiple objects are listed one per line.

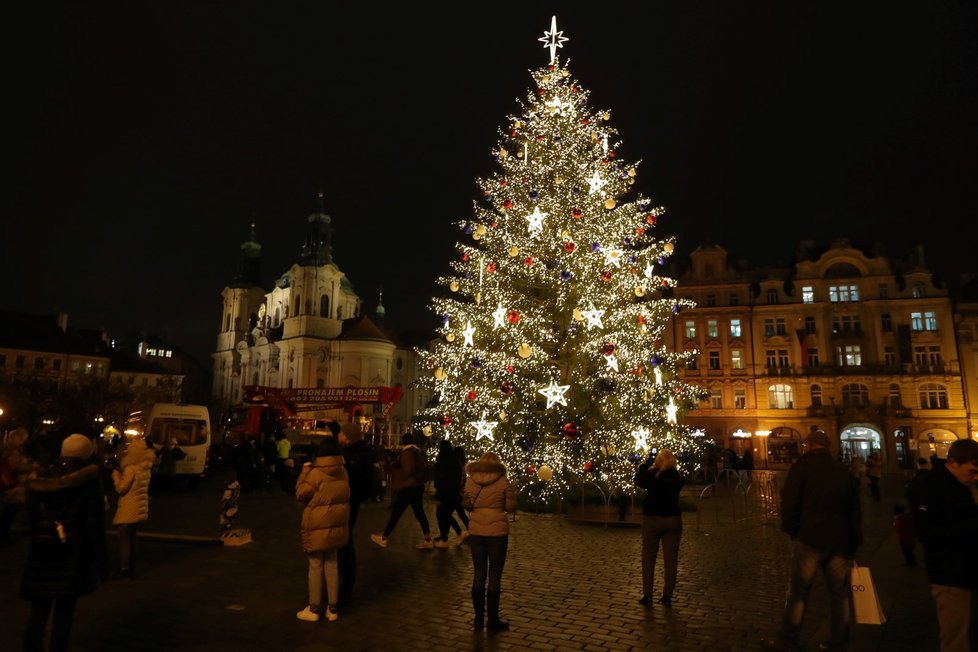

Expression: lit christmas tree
xmin=415 ymin=17 xmax=708 ymax=505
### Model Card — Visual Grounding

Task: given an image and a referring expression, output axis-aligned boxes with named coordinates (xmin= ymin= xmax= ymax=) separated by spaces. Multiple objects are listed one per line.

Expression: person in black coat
xmin=336 ymin=421 xmax=374 ymax=607
xmin=20 ymin=433 xmax=107 ymax=652
xmin=908 ymin=438 xmax=978 ymax=652
xmin=433 ymin=439 xmax=465 ymax=548
xmin=634 ymin=448 xmax=685 ymax=608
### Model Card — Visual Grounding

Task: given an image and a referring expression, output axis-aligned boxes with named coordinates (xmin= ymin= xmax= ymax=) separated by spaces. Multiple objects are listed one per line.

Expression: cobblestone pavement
xmin=0 ymin=471 xmax=939 ymax=651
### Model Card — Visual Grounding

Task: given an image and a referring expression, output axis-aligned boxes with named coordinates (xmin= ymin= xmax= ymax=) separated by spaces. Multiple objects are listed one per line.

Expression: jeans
xmin=470 ymin=534 xmax=508 ymax=595
xmin=778 ymin=539 xmax=852 ymax=650
xmin=117 ymin=523 xmax=139 ymax=572
xmin=307 ymin=549 xmax=339 ymax=609
xmin=931 ymin=584 xmax=975 ymax=652
xmin=24 ymin=595 xmax=77 ymax=652
xmin=382 ymin=485 xmax=430 ymax=538
xmin=641 ymin=515 xmax=682 ymax=598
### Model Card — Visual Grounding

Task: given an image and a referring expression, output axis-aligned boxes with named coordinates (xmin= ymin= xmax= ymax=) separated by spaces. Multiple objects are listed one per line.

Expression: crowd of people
xmin=2 ymin=422 xmax=975 ymax=651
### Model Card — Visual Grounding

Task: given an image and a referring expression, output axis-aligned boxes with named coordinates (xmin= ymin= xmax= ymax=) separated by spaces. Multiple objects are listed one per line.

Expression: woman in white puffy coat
xmin=111 ymin=438 xmax=155 ymax=578
xmin=462 ymin=452 xmax=517 ymax=632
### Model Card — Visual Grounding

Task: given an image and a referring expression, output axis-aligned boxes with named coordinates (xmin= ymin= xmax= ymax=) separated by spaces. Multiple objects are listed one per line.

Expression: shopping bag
xmin=851 ymin=564 xmax=886 ymax=625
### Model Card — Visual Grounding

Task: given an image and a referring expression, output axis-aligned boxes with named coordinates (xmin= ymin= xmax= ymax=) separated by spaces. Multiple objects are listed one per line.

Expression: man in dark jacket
xmin=763 ymin=430 xmax=862 ymax=652
xmin=909 ymin=438 xmax=978 ymax=652
xmin=335 ymin=421 xmax=374 ymax=606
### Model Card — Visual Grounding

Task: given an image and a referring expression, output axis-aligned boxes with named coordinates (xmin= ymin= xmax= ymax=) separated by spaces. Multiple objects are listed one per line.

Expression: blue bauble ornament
xmin=560 ymin=270 xmax=572 ymax=281
xmin=465 ymin=225 xmax=473 ymax=234
xmin=471 ymin=357 xmax=482 ymax=368
xmin=628 ymin=452 xmax=642 ymax=465
xmin=657 ymin=256 xmax=666 ymax=265
xmin=529 ymin=191 xmax=539 ymax=201
xmin=521 ymin=438 xmax=535 ymax=453
xmin=591 ymin=242 xmax=601 ymax=252
xmin=650 ymin=354 xmax=662 ymax=367
xmin=672 ymin=303 xmax=681 ymax=315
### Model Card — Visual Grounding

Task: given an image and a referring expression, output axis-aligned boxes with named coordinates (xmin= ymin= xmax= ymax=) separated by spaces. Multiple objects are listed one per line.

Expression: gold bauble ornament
xmin=445 ymin=333 xmax=456 ymax=343
xmin=604 ymin=198 xmax=617 ymax=210
xmin=538 ymin=465 xmax=554 ymax=482
xmin=508 ymin=246 xmax=520 ymax=257
xmin=602 ymin=111 xmax=611 ymax=121
xmin=561 ymin=70 xmax=569 ymax=78
xmin=517 ymin=343 xmax=532 ymax=359
xmin=573 ymin=308 xmax=584 ymax=321
xmin=450 ymin=281 xmax=460 ymax=292
xmin=634 ymin=286 xmax=646 ymax=297
xmin=499 ymin=148 xmax=508 ymax=158
xmin=434 ymin=367 xmax=446 ymax=380
xmin=628 ymin=168 xmax=636 ymax=177
xmin=628 ymin=178 xmax=635 ymax=185
xmin=476 ymin=225 xmax=487 ymax=236
xmin=663 ymin=242 xmax=675 ymax=254
xmin=554 ymin=176 xmax=563 ymax=185
xmin=472 ymin=232 xmax=481 ymax=241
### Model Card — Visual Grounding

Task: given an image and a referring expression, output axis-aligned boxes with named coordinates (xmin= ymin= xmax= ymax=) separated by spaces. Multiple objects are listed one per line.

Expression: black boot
xmin=472 ymin=589 xmax=485 ymax=630
xmin=487 ymin=590 xmax=509 ymax=631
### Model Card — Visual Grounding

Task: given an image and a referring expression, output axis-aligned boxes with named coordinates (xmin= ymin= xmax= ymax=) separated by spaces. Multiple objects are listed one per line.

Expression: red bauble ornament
xmin=601 ymin=270 xmax=613 ymax=282
xmin=583 ymin=461 xmax=594 ymax=473
xmin=462 ymin=253 xmax=469 ymax=261
xmin=608 ymin=150 xmax=616 ymax=158
xmin=646 ymin=214 xmax=657 ymax=225
xmin=564 ymin=242 xmax=576 ymax=253
xmin=510 ymin=130 xmax=517 ymax=137
xmin=638 ymin=314 xmax=647 ymax=325
xmin=503 ymin=199 xmax=513 ymax=210
xmin=466 ymin=390 xmax=477 ymax=402
xmin=536 ymin=134 xmax=544 ymax=143
xmin=439 ymin=415 xmax=452 ymax=427
xmin=603 ymin=342 xmax=616 ymax=356
xmin=572 ymin=208 xmax=582 ymax=219
xmin=525 ymin=464 xmax=536 ymax=475
xmin=487 ymin=262 xmax=497 ymax=273
xmin=635 ymin=227 xmax=646 ymax=236
xmin=537 ymin=88 xmax=545 ymax=96
xmin=660 ymin=279 xmax=669 ymax=287
xmin=506 ymin=364 xmax=515 ymax=374
xmin=524 ymin=256 xmax=534 ymax=267
xmin=500 ymin=381 xmax=513 ymax=396
xmin=506 ymin=310 xmax=520 ymax=325
xmin=562 ymin=422 xmax=579 ymax=439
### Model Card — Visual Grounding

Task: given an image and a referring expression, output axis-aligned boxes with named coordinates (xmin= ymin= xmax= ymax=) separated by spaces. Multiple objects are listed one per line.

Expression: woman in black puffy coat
xmin=20 ymin=433 xmax=107 ymax=651
xmin=634 ymin=448 xmax=684 ymax=608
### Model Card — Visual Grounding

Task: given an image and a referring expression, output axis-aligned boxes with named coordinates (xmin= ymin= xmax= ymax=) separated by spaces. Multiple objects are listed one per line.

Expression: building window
xmin=16 ymin=356 xmax=25 ymax=369
xmin=804 ymin=316 xmax=816 ymax=333
xmin=878 ymin=283 xmax=889 ymax=299
xmin=0 ymin=354 xmax=5 ymax=366
xmin=842 ymin=383 xmax=869 ymax=407
xmin=811 ymin=384 xmax=823 ymax=408
xmin=687 ymin=355 xmax=698 ymax=371
xmin=766 ymin=289 xmax=779 ymax=304
xmin=778 ymin=349 xmax=790 ymax=368
xmin=34 ymin=357 xmax=45 ymax=370
xmin=802 ymin=286 xmax=814 ymax=304
xmin=52 ymin=359 xmax=61 ymax=371
xmin=888 ymin=383 xmax=901 ymax=407
xmin=924 ymin=311 xmax=938 ymax=331
xmin=319 ymin=294 xmax=330 ymax=318
xmin=730 ymin=319 xmax=741 ymax=338
xmin=766 ymin=350 xmax=777 ymax=369
xmin=707 ymin=320 xmax=719 ymax=338
xmin=764 ymin=319 xmax=775 ymax=337
xmin=915 ymin=346 xmax=943 ymax=371
xmin=734 ymin=388 xmax=747 ymax=409
xmin=768 ymin=383 xmax=794 ymax=409
xmin=684 ymin=320 xmax=696 ymax=339
xmin=728 ymin=293 xmax=739 ymax=306
xmin=776 ymin=318 xmax=787 ymax=336
xmin=710 ymin=388 xmax=722 ymax=409
xmin=832 ymin=315 xmax=861 ymax=334
xmin=918 ymin=383 xmax=948 ymax=409
xmin=829 ymin=284 xmax=859 ymax=302
xmin=807 ymin=348 xmax=819 ymax=367
xmin=731 ymin=349 xmax=744 ymax=370
xmin=912 ymin=282 xmax=925 ymax=298
xmin=706 ymin=294 xmax=716 ymax=307
xmin=836 ymin=345 xmax=863 ymax=367
xmin=884 ymin=346 xmax=897 ymax=366
xmin=709 ymin=351 xmax=721 ymax=370
xmin=881 ymin=313 xmax=892 ymax=332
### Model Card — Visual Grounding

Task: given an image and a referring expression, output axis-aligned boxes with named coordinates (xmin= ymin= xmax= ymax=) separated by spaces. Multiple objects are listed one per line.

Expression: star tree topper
xmin=538 ymin=15 xmax=568 ymax=64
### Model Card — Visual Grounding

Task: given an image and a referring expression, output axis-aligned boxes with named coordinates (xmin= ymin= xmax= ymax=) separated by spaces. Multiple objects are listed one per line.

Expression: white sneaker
xmin=457 ymin=531 xmax=470 ymax=544
xmin=296 ymin=606 xmax=320 ymax=622
xmin=434 ymin=539 xmax=449 ymax=549
xmin=416 ymin=539 xmax=434 ymax=549
xmin=370 ymin=533 xmax=388 ymax=548
xmin=325 ymin=606 xmax=338 ymax=622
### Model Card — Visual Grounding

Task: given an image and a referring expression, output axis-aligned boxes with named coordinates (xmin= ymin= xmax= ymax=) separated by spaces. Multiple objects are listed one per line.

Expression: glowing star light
xmin=654 ymin=367 xmax=663 ymax=386
xmin=525 ymin=206 xmax=548 ymax=234
xmin=666 ymin=396 xmax=678 ymax=425
xmin=644 ymin=262 xmax=656 ymax=279
xmin=462 ymin=321 xmax=476 ymax=347
xmin=538 ymin=380 xmax=570 ymax=409
xmin=632 ymin=426 xmax=650 ymax=452
xmin=581 ymin=307 xmax=605 ymax=329
xmin=492 ymin=305 xmax=507 ymax=328
xmin=587 ymin=171 xmax=607 ymax=195
xmin=538 ymin=15 xmax=568 ymax=64
xmin=603 ymin=247 xmax=624 ymax=268
xmin=471 ymin=414 xmax=499 ymax=441
xmin=605 ymin=355 xmax=619 ymax=373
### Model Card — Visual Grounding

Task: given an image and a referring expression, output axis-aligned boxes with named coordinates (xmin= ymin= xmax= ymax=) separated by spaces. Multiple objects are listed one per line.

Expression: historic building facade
xmin=211 ymin=196 xmax=430 ymax=437
xmin=667 ymin=240 xmax=969 ymax=472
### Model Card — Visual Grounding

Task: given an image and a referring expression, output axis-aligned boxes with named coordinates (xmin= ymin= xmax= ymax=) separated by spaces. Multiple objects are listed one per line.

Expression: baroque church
xmin=211 ymin=194 xmax=426 ymax=436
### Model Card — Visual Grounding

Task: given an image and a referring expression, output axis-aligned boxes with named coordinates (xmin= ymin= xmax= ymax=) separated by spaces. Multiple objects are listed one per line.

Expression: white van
xmin=125 ymin=403 xmax=211 ymax=478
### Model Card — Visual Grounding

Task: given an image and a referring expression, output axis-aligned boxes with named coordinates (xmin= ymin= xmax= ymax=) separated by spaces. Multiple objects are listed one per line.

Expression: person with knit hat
xmin=110 ymin=437 xmax=156 ymax=579
xmin=20 ymin=431 xmax=107 ymax=651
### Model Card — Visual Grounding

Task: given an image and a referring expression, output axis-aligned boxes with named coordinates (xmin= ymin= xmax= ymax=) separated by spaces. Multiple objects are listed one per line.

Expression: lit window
xmin=810 ymin=384 xmax=823 ymax=407
xmin=730 ymin=319 xmax=741 ymax=338
xmin=731 ymin=349 xmax=744 ymax=370
xmin=685 ymin=320 xmax=696 ymax=339
xmin=835 ymin=345 xmax=862 ymax=367
xmin=768 ymin=383 xmax=793 ymax=409
xmin=911 ymin=312 xmax=924 ymax=331
xmin=924 ymin=311 xmax=938 ymax=331
xmin=707 ymin=320 xmax=719 ymax=338
xmin=802 ymin=286 xmax=814 ymax=303
xmin=710 ymin=388 xmax=722 ymax=409
xmin=734 ymin=389 xmax=747 ymax=409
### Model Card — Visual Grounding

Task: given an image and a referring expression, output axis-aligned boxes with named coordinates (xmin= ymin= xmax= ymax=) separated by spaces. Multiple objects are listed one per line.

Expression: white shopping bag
xmin=851 ymin=564 xmax=886 ymax=625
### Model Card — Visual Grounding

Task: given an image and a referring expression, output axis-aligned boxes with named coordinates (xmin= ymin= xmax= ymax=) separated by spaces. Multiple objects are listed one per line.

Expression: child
xmin=893 ymin=504 xmax=916 ymax=566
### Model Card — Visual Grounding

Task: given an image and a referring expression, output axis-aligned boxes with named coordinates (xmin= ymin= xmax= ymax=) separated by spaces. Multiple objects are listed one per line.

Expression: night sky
xmin=7 ymin=4 xmax=978 ymax=366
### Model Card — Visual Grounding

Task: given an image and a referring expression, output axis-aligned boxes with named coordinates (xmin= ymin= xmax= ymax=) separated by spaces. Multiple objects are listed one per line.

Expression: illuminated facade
xmin=667 ymin=240 xmax=968 ymax=471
